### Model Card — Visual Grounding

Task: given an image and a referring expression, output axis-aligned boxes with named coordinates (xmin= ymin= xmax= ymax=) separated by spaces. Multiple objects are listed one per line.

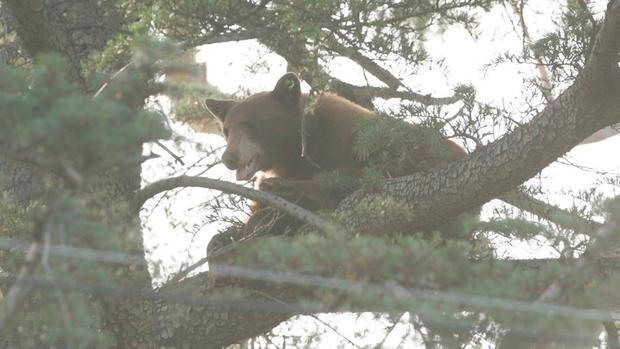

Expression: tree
xmin=0 ymin=0 xmax=619 ymax=348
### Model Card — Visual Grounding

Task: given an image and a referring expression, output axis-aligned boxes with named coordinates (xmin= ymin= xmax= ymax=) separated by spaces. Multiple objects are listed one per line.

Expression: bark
xmin=0 ymin=0 xmax=160 ymax=347
xmin=107 ymin=256 xmax=620 ymax=349
xmin=335 ymin=1 xmax=620 ymax=234
xmin=134 ymin=175 xmax=338 ymax=234
xmin=147 ymin=2 xmax=620 ymax=346
xmin=2 ymin=1 xmax=620 ymax=348
xmin=3 ymin=0 xmax=122 ymax=84
xmin=0 ymin=1 xmax=292 ymax=347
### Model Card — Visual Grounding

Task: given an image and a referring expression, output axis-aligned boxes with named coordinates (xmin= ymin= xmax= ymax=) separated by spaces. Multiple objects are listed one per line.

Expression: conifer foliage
xmin=1 ymin=1 xmax=620 ymax=348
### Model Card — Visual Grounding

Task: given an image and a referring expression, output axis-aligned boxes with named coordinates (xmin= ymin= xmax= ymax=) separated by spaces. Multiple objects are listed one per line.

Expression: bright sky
xmin=141 ymin=1 xmax=620 ymax=346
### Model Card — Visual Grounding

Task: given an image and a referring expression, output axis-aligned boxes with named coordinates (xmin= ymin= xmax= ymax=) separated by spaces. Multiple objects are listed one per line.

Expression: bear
xmin=202 ymin=72 xmax=470 ymax=260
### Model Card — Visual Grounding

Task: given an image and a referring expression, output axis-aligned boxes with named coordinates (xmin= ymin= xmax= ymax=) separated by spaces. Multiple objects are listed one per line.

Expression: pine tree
xmin=1 ymin=0 xmax=620 ymax=348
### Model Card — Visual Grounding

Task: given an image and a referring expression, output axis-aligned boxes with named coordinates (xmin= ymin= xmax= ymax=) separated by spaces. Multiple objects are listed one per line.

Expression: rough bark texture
xmin=335 ymin=1 xmax=620 ymax=234
xmin=0 ymin=0 xmax=160 ymax=347
xmin=150 ymin=278 xmax=295 ymax=348
xmin=1 ymin=1 xmax=292 ymax=347
xmin=2 ymin=0 xmax=620 ymax=348
xmin=3 ymin=0 xmax=122 ymax=83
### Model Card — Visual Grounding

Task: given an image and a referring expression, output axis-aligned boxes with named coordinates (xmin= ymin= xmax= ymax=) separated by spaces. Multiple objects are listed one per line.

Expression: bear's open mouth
xmin=236 ymin=155 xmax=259 ymax=181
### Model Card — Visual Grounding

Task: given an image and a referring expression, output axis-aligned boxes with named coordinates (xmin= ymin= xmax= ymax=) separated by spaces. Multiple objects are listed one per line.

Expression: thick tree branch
xmin=125 ymin=2 xmax=620 ymax=348
xmin=3 ymin=232 xmax=620 ymax=348
xmin=581 ymin=123 xmax=620 ymax=144
xmin=3 ymin=0 xmax=122 ymax=87
xmin=335 ymin=2 xmax=620 ymax=234
xmin=157 ymin=4 xmax=620 ymax=343
xmin=153 ymin=254 xmax=620 ymax=348
xmin=2 ymin=0 xmax=56 ymax=57
xmin=4 ymin=1 xmax=619 ymax=347
xmin=4 ymin=236 xmax=620 ymax=317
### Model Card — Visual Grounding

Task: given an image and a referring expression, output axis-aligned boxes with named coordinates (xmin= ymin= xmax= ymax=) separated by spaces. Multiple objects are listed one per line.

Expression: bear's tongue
xmin=236 ymin=157 xmax=258 ymax=181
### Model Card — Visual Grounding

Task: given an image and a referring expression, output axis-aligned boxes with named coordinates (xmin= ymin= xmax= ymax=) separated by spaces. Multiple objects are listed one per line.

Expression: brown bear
xmin=203 ymin=72 xmax=469 ymax=253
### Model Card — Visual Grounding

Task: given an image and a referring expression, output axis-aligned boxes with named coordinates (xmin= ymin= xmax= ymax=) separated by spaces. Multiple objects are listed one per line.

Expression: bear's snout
xmin=221 ymin=150 xmax=239 ymax=170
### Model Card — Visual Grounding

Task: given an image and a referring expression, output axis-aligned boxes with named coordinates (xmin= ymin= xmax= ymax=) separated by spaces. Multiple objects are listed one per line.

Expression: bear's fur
xmin=204 ymin=73 xmax=468 ymax=252
xmin=206 ymin=74 xmax=378 ymax=182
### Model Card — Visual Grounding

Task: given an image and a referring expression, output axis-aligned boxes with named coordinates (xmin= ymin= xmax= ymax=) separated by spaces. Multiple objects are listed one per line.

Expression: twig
xmin=577 ymin=0 xmax=598 ymax=29
xmin=325 ymin=32 xmax=464 ymax=106
xmin=134 ymin=175 xmax=340 ymax=235
xmin=154 ymin=140 xmax=185 ymax=165
xmin=257 ymin=33 xmax=461 ymax=107
xmin=507 ymin=0 xmax=554 ymax=101
xmin=168 ymin=255 xmax=209 ymax=284
xmin=535 ymin=219 xmax=617 ymax=308
xmin=92 ymin=61 xmax=134 ymax=100
xmin=375 ymin=313 xmax=406 ymax=349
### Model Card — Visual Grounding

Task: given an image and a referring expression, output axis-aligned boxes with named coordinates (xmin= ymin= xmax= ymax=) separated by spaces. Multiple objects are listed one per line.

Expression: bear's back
xmin=304 ymin=93 xmax=374 ymax=172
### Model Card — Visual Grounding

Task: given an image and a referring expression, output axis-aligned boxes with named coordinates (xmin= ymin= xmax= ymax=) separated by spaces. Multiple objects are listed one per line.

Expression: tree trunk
xmin=1 ymin=1 xmax=291 ymax=347
xmin=2 ymin=0 xmax=620 ymax=348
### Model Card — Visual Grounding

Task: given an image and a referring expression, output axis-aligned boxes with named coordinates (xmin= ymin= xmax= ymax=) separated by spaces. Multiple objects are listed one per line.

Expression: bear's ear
xmin=205 ymin=99 xmax=235 ymax=123
xmin=271 ymin=72 xmax=301 ymax=107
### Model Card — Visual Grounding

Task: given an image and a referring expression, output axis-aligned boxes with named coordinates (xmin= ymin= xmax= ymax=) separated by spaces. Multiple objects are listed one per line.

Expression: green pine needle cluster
xmin=0 ymin=55 xmax=170 ymax=181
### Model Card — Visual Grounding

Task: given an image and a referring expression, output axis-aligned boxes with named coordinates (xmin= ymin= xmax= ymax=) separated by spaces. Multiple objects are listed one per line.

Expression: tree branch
xmin=3 ymin=0 xmax=123 ymax=88
xmin=499 ymin=189 xmax=602 ymax=235
xmin=507 ymin=0 xmax=554 ymax=101
xmin=187 ymin=22 xmax=461 ymax=109
xmin=2 ymin=0 xmax=57 ymax=57
xmin=329 ymin=79 xmax=462 ymax=106
xmin=2 ymin=232 xmax=620 ymax=348
xmin=325 ymin=33 xmax=404 ymax=89
xmin=135 ymin=175 xmax=340 ymax=235
xmin=186 ymin=2 xmax=461 ymax=109
xmin=335 ymin=2 xmax=620 ymax=235
xmin=5 ymin=1 xmax=620 ymax=347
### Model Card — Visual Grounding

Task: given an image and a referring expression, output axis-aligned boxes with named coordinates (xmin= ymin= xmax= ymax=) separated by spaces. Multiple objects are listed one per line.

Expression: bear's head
xmin=205 ymin=73 xmax=303 ymax=181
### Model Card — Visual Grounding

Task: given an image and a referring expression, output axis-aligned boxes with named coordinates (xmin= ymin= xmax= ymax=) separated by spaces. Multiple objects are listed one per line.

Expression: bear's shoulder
xmin=311 ymin=93 xmax=374 ymax=121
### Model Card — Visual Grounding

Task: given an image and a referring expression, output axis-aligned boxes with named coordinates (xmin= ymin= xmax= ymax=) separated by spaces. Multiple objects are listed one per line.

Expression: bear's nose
xmin=221 ymin=151 xmax=239 ymax=169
